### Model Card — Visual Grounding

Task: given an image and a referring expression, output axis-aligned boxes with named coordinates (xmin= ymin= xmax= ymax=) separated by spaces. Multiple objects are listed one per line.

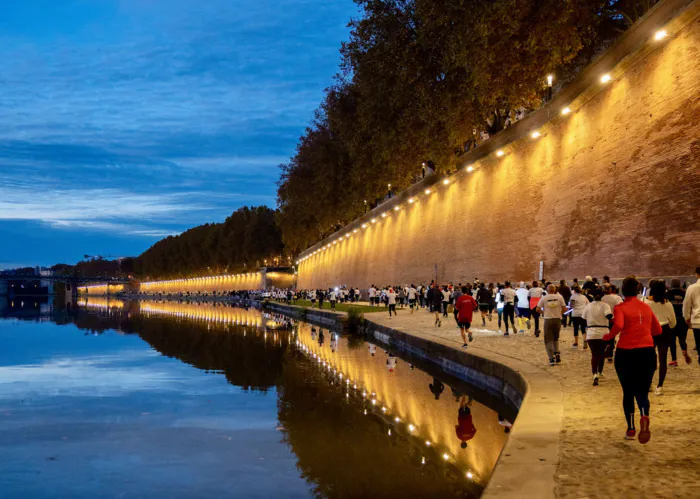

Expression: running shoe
xmin=572 ymin=343 xmax=578 ymax=349
xmin=625 ymin=429 xmax=636 ymax=440
xmin=668 ymin=360 xmax=678 ymax=367
xmin=593 ymin=374 xmax=599 ymax=386
xmin=549 ymin=358 xmax=555 ymax=366
xmin=438 ymin=321 xmax=442 ymax=327
xmin=504 ymin=332 xmax=509 ymax=337
xmin=526 ymin=320 xmax=531 ymax=329
xmin=462 ymin=343 xmax=468 ymax=348
xmin=534 ymin=331 xmax=540 ymax=338
xmin=468 ymin=332 xmax=473 ymax=342
xmin=638 ymin=416 xmax=651 ymax=444
xmin=583 ymin=342 xmax=588 ymax=350
xmin=683 ymin=351 xmax=692 ymax=364
xmin=654 ymin=386 xmax=663 ymax=395
xmin=555 ymin=353 xmax=561 ymax=364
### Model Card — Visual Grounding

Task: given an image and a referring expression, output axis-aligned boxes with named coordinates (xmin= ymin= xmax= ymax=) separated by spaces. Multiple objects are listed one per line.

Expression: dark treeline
xmin=277 ymin=0 xmax=658 ymax=254
xmin=134 ymin=206 xmax=285 ymax=279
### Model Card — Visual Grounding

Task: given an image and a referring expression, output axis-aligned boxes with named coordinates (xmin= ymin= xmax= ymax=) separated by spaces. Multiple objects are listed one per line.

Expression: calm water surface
xmin=0 ymin=297 xmax=514 ymax=498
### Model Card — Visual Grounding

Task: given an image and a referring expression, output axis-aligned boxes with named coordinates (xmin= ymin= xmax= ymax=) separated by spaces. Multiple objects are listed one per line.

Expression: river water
xmin=0 ymin=297 xmax=514 ymax=498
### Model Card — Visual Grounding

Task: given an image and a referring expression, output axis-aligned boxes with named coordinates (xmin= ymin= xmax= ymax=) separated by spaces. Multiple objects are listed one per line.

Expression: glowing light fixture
xmin=547 ymin=74 xmax=553 ymax=87
xmin=654 ymin=29 xmax=667 ymax=41
xmin=424 ymin=189 xmax=431 ymax=195
xmin=394 ymin=417 xmax=400 ymax=423
xmin=371 ymin=218 xmax=377 ymax=223
xmin=600 ymin=73 xmax=612 ymax=84
xmin=425 ymin=441 xmax=431 ymax=446
xmin=442 ymin=453 xmax=450 ymax=461
xmin=442 ymin=179 xmax=449 ymax=185
xmin=394 ymin=206 xmax=400 ymax=211
xmin=353 ymin=229 xmax=358 ymax=233
xmin=408 ymin=424 xmax=415 ymax=432
xmin=381 ymin=213 xmax=387 ymax=218
xmin=531 ymin=131 xmax=541 ymax=139
xmin=496 ymin=150 xmax=505 ymax=157
xmin=421 ymin=457 xmax=426 ymax=465
xmin=388 ymin=429 xmax=392 ymax=436
xmin=466 ymin=166 xmax=474 ymax=173
xmin=561 ymin=107 xmax=571 ymax=116
xmin=408 ymin=197 xmax=415 ymax=203
xmin=466 ymin=472 xmax=474 ymax=480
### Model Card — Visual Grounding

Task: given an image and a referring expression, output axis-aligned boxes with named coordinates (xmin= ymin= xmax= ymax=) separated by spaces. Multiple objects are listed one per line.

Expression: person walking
xmin=329 ymin=288 xmax=337 ymax=310
xmin=455 ymin=286 xmax=478 ymax=347
xmin=368 ymin=285 xmax=376 ymax=307
xmin=683 ymin=267 xmax=700 ymax=363
xmin=537 ymin=284 xmax=567 ymax=366
xmin=318 ymin=289 xmax=325 ymax=309
xmin=515 ymin=282 xmax=531 ymax=333
xmin=408 ymin=284 xmax=417 ymax=313
xmin=441 ymin=286 xmax=451 ymax=318
xmin=646 ymin=279 xmax=676 ymax=395
xmin=582 ymin=288 xmax=613 ymax=385
xmin=667 ymin=278 xmax=691 ymax=365
xmin=476 ymin=284 xmax=492 ymax=327
xmin=496 ymin=284 xmax=505 ymax=333
xmin=502 ymin=282 xmax=517 ymax=336
xmin=529 ymin=281 xmax=545 ymax=337
xmin=387 ymin=287 xmax=397 ymax=318
xmin=570 ymin=285 xmax=590 ymax=348
xmin=601 ymin=283 xmax=623 ymax=363
xmin=602 ymin=276 xmax=662 ymax=444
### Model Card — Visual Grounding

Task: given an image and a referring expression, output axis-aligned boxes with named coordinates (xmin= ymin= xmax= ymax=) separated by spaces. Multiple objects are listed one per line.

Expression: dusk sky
xmin=0 ymin=0 xmax=357 ymax=268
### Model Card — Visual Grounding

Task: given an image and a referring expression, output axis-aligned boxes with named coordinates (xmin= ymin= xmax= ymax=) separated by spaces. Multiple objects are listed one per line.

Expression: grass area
xmin=270 ymin=299 xmax=382 ymax=314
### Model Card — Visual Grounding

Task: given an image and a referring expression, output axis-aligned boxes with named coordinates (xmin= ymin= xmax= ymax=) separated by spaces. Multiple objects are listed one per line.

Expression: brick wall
xmin=299 ymin=12 xmax=700 ymax=289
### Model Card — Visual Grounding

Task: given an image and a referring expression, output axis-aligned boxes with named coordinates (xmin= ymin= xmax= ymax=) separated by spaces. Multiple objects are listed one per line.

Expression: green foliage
xmin=277 ymin=0 xmax=657 ymax=252
xmin=345 ymin=306 xmax=365 ymax=334
xmin=134 ymin=206 xmax=285 ymax=279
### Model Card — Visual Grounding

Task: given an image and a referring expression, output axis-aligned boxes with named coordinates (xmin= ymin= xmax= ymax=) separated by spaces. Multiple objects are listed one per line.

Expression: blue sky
xmin=0 ymin=0 xmax=357 ymax=268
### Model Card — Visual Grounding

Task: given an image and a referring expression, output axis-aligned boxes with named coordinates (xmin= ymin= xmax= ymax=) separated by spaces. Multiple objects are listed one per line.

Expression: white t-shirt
xmin=601 ymin=294 xmax=623 ymax=316
xmin=441 ymin=290 xmax=451 ymax=302
xmin=368 ymin=288 xmax=376 ymax=298
xmin=386 ymin=291 xmax=397 ymax=305
xmin=570 ymin=293 xmax=589 ymax=317
xmin=408 ymin=287 xmax=417 ymax=300
xmin=582 ymin=301 xmax=612 ymax=339
xmin=538 ymin=293 xmax=566 ymax=320
xmin=516 ymin=288 xmax=529 ymax=308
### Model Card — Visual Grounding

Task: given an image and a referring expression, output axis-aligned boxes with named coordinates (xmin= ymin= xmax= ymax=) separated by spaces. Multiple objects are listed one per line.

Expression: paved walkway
xmin=364 ymin=306 xmax=700 ymax=499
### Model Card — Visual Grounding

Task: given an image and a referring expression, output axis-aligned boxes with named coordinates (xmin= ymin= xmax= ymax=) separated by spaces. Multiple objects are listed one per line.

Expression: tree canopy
xmin=277 ymin=0 xmax=658 ymax=253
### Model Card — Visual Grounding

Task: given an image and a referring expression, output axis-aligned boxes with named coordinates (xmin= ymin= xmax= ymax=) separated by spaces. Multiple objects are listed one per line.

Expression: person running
xmin=408 ymin=284 xmax=417 ymax=313
xmin=317 ymin=289 xmax=325 ymax=309
xmin=601 ymin=283 xmax=623 ymax=363
xmin=329 ymin=288 xmax=337 ymax=309
xmin=455 ymin=286 xmax=478 ymax=347
xmin=583 ymin=288 xmax=613 ymax=385
xmin=476 ymin=284 xmax=491 ymax=327
xmin=529 ymin=281 xmax=545 ymax=337
xmin=441 ymin=286 xmax=451 ymax=318
xmin=667 ymin=278 xmax=691 ymax=365
xmin=569 ymin=285 xmax=589 ymax=348
xmin=645 ymin=279 xmax=676 ymax=395
xmin=427 ymin=283 xmax=443 ymax=327
xmin=558 ymin=280 xmax=572 ymax=328
xmin=488 ymin=283 xmax=496 ymax=321
xmin=451 ymin=285 xmax=463 ymax=326
xmin=496 ymin=284 xmax=505 ymax=333
xmin=368 ymin=285 xmax=377 ymax=306
xmin=387 ymin=287 xmax=397 ymax=318
xmin=537 ymin=284 xmax=567 ymax=366
xmin=515 ymin=282 xmax=531 ymax=333
xmin=602 ymin=276 xmax=662 ymax=444
xmin=502 ymin=281 xmax=517 ymax=336
xmin=683 ymin=266 xmax=700 ymax=363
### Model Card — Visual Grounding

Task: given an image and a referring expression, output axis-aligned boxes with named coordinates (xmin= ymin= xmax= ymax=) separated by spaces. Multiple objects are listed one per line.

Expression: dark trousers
xmin=615 ymin=347 xmax=656 ymax=429
xmin=695 ymin=329 xmax=700 ymax=359
xmin=442 ymin=302 xmax=449 ymax=317
xmin=587 ymin=337 xmax=607 ymax=374
xmin=669 ymin=321 xmax=689 ymax=361
xmin=531 ymin=308 xmax=541 ymax=333
xmin=388 ymin=304 xmax=396 ymax=316
xmin=330 ymin=300 xmax=336 ymax=309
xmin=654 ymin=325 xmax=672 ymax=387
xmin=503 ymin=304 xmax=516 ymax=333
xmin=572 ymin=316 xmax=586 ymax=338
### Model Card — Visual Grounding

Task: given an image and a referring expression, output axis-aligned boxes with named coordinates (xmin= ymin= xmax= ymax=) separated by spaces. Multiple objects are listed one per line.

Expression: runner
xmin=387 ymin=286 xmax=397 ymax=318
xmin=515 ymin=282 xmax=531 ymax=333
xmin=602 ymin=276 xmax=662 ymax=444
xmin=682 ymin=267 xmax=700 ymax=363
xmin=667 ymin=278 xmax=691 ymax=365
xmin=496 ymin=284 xmax=505 ymax=333
xmin=582 ymin=288 xmax=613 ymax=385
xmin=455 ymin=286 xmax=478 ymax=348
xmin=569 ymin=285 xmax=590 ymax=348
xmin=529 ymin=281 xmax=545 ymax=337
xmin=476 ymin=283 xmax=492 ymax=327
xmin=441 ymin=285 xmax=451 ymax=318
xmin=368 ymin=285 xmax=377 ymax=306
xmin=502 ymin=281 xmax=517 ymax=336
xmin=537 ymin=284 xmax=566 ymax=366
xmin=645 ymin=279 xmax=676 ymax=395
xmin=408 ymin=284 xmax=417 ymax=313
xmin=329 ymin=288 xmax=337 ymax=309
xmin=427 ymin=283 xmax=442 ymax=327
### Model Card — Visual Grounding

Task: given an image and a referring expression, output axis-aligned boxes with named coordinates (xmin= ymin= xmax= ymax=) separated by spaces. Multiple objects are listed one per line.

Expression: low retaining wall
xmin=262 ymin=301 xmax=347 ymax=331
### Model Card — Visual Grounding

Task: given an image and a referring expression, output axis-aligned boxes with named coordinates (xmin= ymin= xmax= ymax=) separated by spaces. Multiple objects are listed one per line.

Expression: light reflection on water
xmin=0 ymin=298 xmax=514 ymax=498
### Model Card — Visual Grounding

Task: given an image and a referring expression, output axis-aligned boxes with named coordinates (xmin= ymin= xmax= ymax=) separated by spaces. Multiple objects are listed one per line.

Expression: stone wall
xmin=298 ymin=5 xmax=700 ymax=289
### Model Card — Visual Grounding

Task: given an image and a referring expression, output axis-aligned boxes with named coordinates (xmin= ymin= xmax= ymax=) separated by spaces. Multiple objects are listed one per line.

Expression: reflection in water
xmin=0 ymin=298 xmax=514 ymax=498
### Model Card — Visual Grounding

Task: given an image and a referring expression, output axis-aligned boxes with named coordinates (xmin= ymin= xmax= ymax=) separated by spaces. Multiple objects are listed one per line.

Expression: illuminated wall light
xmin=361 ymin=224 xmax=367 ymax=229
xmin=408 ymin=424 xmax=415 ymax=432
xmin=345 ymin=234 xmax=350 ymax=238
xmin=388 ymin=429 xmax=392 ymax=436
xmin=547 ymin=74 xmax=553 ymax=87
xmin=654 ymin=29 xmax=667 ymax=41
xmin=393 ymin=206 xmax=400 ymax=211
xmin=353 ymin=229 xmax=358 ymax=233
xmin=425 ymin=440 xmax=431 ymax=446
xmin=496 ymin=150 xmax=505 ymax=157
xmin=424 ymin=189 xmax=431 ymax=195
xmin=442 ymin=453 xmax=450 ymax=461
xmin=371 ymin=218 xmax=377 ymax=223
xmin=371 ymin=399 xmax=377 ymax=405
xmin=442 ymin=178 xmax=449 ymax=185
xmin=561 ymin=107 xmax=571 ymax=116
xmin=466 ymin=166 xmax=474 ymax=173
xmin=394 ymin=417 xmax=400 ymax=423
xmin=600 ymin=73 xmax=612 ymax=83
xmin=531 ymin=131 xmax=541 ymax=139
xmin=466 ymin=472 xmax=474 ymax=480
xmin=421 ymin=457 xmax=426 ymax=465
xmin=408 ymin=197 xmax=415 ymax=203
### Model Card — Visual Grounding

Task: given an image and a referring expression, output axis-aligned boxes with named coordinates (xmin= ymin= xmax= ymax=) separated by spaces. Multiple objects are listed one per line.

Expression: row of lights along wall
xmin=296 ymin=27 xmax=672 ymax=267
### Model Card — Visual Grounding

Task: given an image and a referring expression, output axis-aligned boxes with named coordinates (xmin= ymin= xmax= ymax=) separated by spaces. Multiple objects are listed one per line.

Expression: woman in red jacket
xmin=603 ymin=276 xmax=662 ymax=444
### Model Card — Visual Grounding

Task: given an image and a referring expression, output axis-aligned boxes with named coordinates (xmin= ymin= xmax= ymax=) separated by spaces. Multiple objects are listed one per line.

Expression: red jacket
xmin=455 ymin=294 xmax=478 ymax=323
xmin=602 ymin=297 xmax=662 ymax=349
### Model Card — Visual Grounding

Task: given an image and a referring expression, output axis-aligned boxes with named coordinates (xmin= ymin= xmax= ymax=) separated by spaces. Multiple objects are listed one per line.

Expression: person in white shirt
xmin=386 ymin=287 xmax=397 ymax=317
xmin=501 ymin=282 xmax=517 ymax=336
xmin=407 ymin=284 xmax=417 ymax=313
xmin=601 ymin=283 xmax=623 ymax=363
xmin=569 ymin=286 xmax=590 ymax=348
xmin=683 ymin=267 xmax=700 ymax=363
xmin=582 ymin=288 xmax=613 ymax=385
xmin=515 ymin=282 xmax=531 ymax=333
xmin=528 ymin=281 xmax=545 ymax=337
xmin=537 ymin=284 xmax=567 ymax=365
xmin=329 ymin=289 xmax=337 ymax=309
xmin=441 ymin=286 xmax=451 ymax=318
xmin=368 ymin=286 xmax=377 ymax=306
xmin=647 ymin=279 xmax=677 ymax=395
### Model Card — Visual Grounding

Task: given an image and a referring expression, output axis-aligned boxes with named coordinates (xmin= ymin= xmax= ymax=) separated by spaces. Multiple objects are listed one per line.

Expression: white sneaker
xmin=654 ymin=386 xmax=663 ymax=395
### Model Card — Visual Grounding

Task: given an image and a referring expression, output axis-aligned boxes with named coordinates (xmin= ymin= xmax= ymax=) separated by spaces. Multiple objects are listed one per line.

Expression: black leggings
xmin=503 ymin=304 xmax=516 ymax=333
xmin=614 ymin=347 xmax=656 ymax=429
xmin=669 ymin=321 xmax=689 ymax=361
xmin=572 ymin=317 xmax=586 ymax=338
xmin=587 ymin=338 xmax=607 ymax=374
xmin=389 ymin=304 xmax=396 ymax=316
xmin=655 ymin=325 xmax=672 ymax=387
xmin=531 ymin=308 xmax=541 ymax=333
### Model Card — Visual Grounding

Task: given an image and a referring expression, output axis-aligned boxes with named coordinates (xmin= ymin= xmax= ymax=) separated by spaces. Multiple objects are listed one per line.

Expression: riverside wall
xmin=298 ymin=0 xmax=700 ymax=289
